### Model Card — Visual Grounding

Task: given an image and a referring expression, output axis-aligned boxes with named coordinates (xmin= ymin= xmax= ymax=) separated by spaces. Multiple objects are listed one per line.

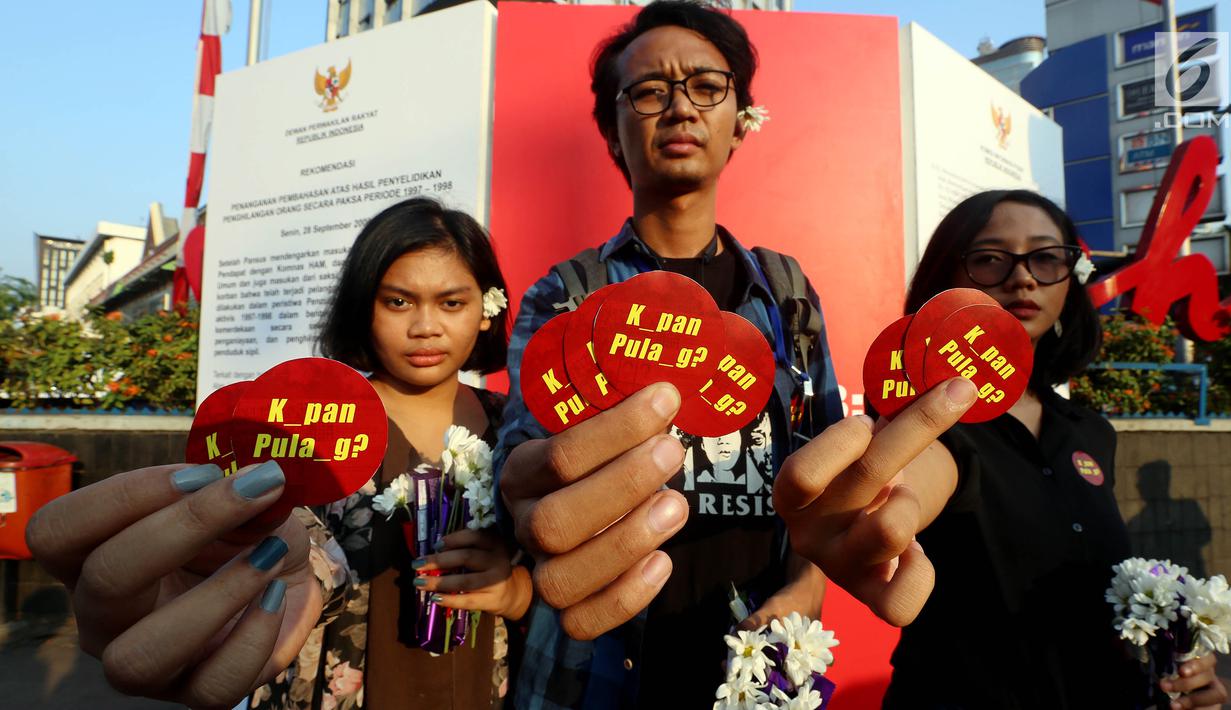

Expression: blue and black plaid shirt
xmin=495 ymin=221 xmax=843 ymax=709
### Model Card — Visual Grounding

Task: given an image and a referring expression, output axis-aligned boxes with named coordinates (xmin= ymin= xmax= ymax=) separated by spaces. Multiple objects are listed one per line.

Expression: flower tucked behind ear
xmin=1073 ymin=253 xmax=1096 ymax=285
xmin=737 ymin=105 xmax=770 ymax=133
xmin=482 ymin=287 xmax=507 ymax=318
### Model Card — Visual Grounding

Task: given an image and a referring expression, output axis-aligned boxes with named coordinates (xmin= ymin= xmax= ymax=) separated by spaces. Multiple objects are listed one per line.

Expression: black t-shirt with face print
xmin=638 ymin=241 xmax=783 ymax=705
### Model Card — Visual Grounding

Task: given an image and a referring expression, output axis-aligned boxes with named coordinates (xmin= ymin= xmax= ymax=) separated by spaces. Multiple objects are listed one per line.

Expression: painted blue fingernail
xmin=411 ymin=558 xmax=427 ymax=570
xmin=429 ymin=594 xmax=443 ymax=604
xmin=414 ymin=577 xmax=428 ymax=587
xmin=233 ymin=461 xmax=284 ymax=500
xmin=248 ymin=536 xmax=288 ymax=571
xmin=433 ymin=538 xmax=445 ymax=552
xmin=259 ymin=579 xmax=286 ymax=613
xmin=171 ymin=463 xmax=223 ymax=493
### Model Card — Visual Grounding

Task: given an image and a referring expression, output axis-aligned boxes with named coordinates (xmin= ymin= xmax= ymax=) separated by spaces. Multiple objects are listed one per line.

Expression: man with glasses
xmin=495 ymin=2 xmax=978 ymax=706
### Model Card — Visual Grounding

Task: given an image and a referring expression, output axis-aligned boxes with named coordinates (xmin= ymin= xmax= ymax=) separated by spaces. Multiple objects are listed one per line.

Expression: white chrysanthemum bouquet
xmin=372 ymin=425 xmax=496 ymax=653
xmin=1106 ymin=557 xmax=1231 ymax=704
xmin=715 ymin=586 xmax=838 ymax=710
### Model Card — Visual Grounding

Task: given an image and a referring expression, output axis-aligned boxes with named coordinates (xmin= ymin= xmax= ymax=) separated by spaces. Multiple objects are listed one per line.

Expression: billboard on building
xmin=901 ymin=23 xmax=1065 ymax=274
xmin=197 ymin=2 xmax=496 ymax=402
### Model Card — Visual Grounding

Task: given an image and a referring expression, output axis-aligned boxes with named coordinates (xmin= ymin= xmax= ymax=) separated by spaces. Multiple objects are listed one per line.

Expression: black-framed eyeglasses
xmin=617 ymin=70 xmax=735 ymax=116
xmin=961 ymin=245 xmax=1082 ymax=287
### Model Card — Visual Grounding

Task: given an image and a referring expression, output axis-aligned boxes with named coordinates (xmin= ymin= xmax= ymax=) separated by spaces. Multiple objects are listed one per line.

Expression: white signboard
xmin=901 ymin=23 xmax=1065 ymax=279
xmin=198 ymin=3 xmax=496 ymax=402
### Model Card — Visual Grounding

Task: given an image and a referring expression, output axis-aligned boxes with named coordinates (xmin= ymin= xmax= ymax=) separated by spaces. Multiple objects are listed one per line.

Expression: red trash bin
xmin=0 ymin=442 xmax=75 ymax=560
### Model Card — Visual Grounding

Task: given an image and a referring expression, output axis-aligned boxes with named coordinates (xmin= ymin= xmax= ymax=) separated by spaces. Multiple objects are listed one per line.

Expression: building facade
xmin=62 ymin=222 xmax=146 ymax=319
xmin=1020 ymin=0 xmax=1227 ymax=274
xmin=325 ymin=0 xmax=789 ymax=41
xmin=973 ymin=36 xmax=1046 ymax=94
xmin=33 ymin=235 xmax=84 ymax=313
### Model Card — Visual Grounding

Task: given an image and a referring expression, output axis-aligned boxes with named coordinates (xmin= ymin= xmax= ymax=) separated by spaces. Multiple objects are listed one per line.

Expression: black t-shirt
xmin=637 ymin=237 xmax=774 ymax=705
xmin=884 ymin=391 xmax=1142 ymax=710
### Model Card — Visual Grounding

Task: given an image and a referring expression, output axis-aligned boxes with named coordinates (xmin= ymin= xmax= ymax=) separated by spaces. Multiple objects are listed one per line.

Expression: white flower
xmin=713 ymin=673 xmax=769 ymax=710
xmin=441 ymin=425 xmax=481 ymax=478
xmin=371 ymin=473 xmax=412 ymax=519
xmin=1073 ymin=253 xmax=1096 ymax=284
xmin=1115 ymin=615 xmax=1160 ymax=646
xmin=737 ymin=105 xmax=770 ymax=133
xmin=482 ymin=287 xmax=508 ymax=318
xmin=769 ymin=681 xmax=824 ymax=710
xmin=766 ymin=612 xmax=839 ymax=687
xmin=724 ymin=630 xmax=774 ymax=684
xmin=1181 ymin=575 xmax=1231 ymax=657
xmin=463 ymin=476 xmax=497 ymax=530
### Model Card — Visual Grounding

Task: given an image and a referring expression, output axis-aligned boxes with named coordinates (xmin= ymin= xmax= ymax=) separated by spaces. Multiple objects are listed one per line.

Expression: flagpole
xmin=247 ymin=0 xmax=263 ymax=66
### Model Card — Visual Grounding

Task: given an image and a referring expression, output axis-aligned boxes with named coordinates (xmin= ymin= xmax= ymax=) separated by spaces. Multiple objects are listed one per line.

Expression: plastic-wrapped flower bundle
xmin=372 ymin=425 xmax=498 ymax=654
xmin=715 ymin=586 xmax=838 ymax=710
xmin=1106 ymin=557 xmax=1231 ymax=706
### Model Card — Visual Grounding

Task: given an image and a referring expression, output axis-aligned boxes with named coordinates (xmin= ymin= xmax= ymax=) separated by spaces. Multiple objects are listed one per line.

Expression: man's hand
xmin=500 ymin=383 xmax=688 ymax=640
xmin=26 ymin=461 xmax=321 ymax=710
xmin=773 ymin=378 xmax=978 ymax=626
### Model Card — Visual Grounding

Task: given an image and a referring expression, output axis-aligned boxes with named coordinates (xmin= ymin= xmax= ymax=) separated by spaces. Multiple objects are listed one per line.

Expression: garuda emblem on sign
xmin=990 ymin=104 xmax=1012 ymax=149
xmin=315 ymin=60 xmax=352 ymax=113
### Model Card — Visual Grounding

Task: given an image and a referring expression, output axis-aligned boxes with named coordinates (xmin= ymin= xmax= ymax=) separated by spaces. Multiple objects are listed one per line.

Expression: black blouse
xmin=884 ymin=390 xmax=1144 ymax=709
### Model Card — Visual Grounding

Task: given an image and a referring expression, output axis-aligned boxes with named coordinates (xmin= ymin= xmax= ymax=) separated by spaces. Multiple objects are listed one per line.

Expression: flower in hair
xmin=1073 ymin=253 xmax=1096 ymax=285
xmin=482 ymin=287 xmax=507 ymax=318
xmin=738 ymin=105 xmax=770 ymax=133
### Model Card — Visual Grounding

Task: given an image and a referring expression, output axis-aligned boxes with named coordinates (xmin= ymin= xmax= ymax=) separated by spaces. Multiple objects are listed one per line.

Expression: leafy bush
xmin=0 ymin=307 xmax=198 ymax=410
xmin=1072 ymin=313 xmax=1231 ymax=417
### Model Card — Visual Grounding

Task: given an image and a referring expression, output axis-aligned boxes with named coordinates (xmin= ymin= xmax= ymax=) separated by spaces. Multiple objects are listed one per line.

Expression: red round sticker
xmin=921 ymin=304 xmax=1033 ymax=423
xmin=562 ymin=284 xmax=625 ymax=411
xmin=520 ymin=312 xmax=599 ymax=434
xmin=232 ymin=358 xmax=388 ymax=510
xmin=862 ymin=315 xmax=918 ymax=420
xmin=186 ymin=381 xmax=251 ymax=475
xmin=1071 ymin=451 xmax=1105 ymax=486
xmin=903 ymin=288 xmax=999 ymax=388
xmin=592 ymin=271 xmax=724 ymax=398
xmin=674 ymin=312 xmax=775 ymax=437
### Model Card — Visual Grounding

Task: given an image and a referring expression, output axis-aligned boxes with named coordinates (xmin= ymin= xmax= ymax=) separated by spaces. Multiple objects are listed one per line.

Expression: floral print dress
xmin=251 ymin=388 xmax=509 ymax=710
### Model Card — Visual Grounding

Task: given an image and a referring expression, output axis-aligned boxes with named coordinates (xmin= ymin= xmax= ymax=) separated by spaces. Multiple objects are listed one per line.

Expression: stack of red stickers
xmin=862 ymin=288 xmax=1033 ymax=423
xmin=521 ymin=271 xmax=775 ymax=437
xmin=186 ymin=358 xmax=389 ymax=516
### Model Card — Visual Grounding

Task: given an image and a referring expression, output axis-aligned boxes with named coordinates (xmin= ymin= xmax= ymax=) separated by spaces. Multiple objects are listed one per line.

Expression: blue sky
xmin=0 ymin=1 xmax=1216 ymax=281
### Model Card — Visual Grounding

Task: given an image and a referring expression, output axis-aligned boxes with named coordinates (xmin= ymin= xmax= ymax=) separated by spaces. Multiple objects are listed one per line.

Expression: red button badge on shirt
xmin=1071 ymin=451 xmax=1105 ymax=486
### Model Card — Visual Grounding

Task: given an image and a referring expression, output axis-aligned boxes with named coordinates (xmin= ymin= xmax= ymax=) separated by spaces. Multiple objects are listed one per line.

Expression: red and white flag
xmin=174 ymin=0 xmax=231 ymax=306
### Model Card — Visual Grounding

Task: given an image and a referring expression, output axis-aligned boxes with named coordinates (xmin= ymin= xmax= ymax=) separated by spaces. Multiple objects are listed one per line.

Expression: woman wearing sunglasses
xmin=881 ymin=190 xmax=1227 ymax=709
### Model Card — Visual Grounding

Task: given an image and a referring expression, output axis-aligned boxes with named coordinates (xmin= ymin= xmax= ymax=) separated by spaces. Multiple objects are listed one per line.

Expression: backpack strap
xmin=549 ymin=248 xmax=607 ymax=313
xmin=753 ymin=246 xmax=822 ymax=399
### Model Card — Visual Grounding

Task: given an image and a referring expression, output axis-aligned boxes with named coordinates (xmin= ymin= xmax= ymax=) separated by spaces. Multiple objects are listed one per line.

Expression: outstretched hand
xmin=27 ymin=461 xmax=322 ymax=709
xmin=774 ymin=378 xmax=977 ymax=626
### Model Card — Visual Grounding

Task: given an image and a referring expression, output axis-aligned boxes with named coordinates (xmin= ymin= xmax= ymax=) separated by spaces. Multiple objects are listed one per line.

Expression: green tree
xmin=0 ymin=270 xmax=37 ymax=321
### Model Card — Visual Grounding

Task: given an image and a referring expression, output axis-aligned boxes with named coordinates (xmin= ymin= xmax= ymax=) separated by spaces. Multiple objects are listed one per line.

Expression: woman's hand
xmin=412 ymin=528 xmax=533 ymax=621
xmin=1162 ymin=654 xmax=1228 ymax=710
xmin=26 ymin=461 xmax=322 ymax=710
